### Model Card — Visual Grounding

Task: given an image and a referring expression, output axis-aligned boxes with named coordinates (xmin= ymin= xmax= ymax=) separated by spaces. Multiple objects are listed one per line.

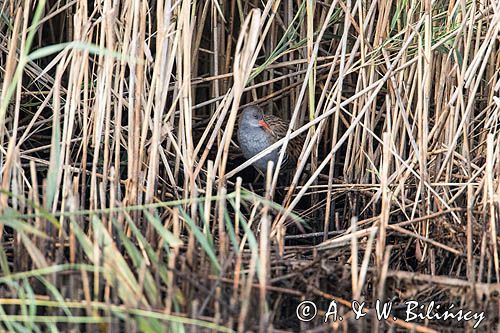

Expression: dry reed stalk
xmin=0 ymin=9 xmax=22 ymax=216
xmin=486 ymin=134 xmax=499 ymax=280
xmin=217 ymin=9 xmax=261 ymax=183
xmin=350 ymin=216 xmax=358 ymax=300
xmin=165 ymin=207 xmax=179 ymax=315
xmin=258 ymin=161 xmax=272 ymax=332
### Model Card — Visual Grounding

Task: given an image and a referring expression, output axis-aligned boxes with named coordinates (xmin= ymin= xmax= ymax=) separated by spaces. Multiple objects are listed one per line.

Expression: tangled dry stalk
xmin=0 ymin=0 xmax=499 ymax=332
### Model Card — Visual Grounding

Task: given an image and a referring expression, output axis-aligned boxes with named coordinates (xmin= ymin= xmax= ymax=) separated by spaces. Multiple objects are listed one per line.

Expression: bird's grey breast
xmin=237 ymin=125 xmax=278 ymax=171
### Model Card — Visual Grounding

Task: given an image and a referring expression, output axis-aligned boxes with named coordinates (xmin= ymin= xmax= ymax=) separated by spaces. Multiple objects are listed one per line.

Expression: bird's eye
xmin=253 ymin=114 xmax=259 ymax=119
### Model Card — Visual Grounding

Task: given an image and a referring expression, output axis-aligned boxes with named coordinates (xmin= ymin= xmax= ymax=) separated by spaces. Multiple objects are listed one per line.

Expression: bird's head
xmin=240 ymin=105 xmax=270 ymax=130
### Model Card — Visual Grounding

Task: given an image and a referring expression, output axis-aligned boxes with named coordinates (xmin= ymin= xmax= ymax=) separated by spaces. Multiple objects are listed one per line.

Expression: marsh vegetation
xmin=0 ymin=0 xmax=499 ymax=331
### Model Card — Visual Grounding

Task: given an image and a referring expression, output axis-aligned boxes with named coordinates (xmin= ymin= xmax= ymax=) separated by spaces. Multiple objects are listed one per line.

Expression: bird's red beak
xmin=258 ymin=119 xmax=270 ymax=130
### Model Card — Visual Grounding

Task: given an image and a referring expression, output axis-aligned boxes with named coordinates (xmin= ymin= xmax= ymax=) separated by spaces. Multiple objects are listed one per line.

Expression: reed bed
xmin=0 ymin=0 xmax=499 ymax=332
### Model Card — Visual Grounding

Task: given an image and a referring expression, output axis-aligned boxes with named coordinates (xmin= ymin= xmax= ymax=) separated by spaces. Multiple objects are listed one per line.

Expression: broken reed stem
xmin=234 ymin=176 xmax=242 ymax=240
